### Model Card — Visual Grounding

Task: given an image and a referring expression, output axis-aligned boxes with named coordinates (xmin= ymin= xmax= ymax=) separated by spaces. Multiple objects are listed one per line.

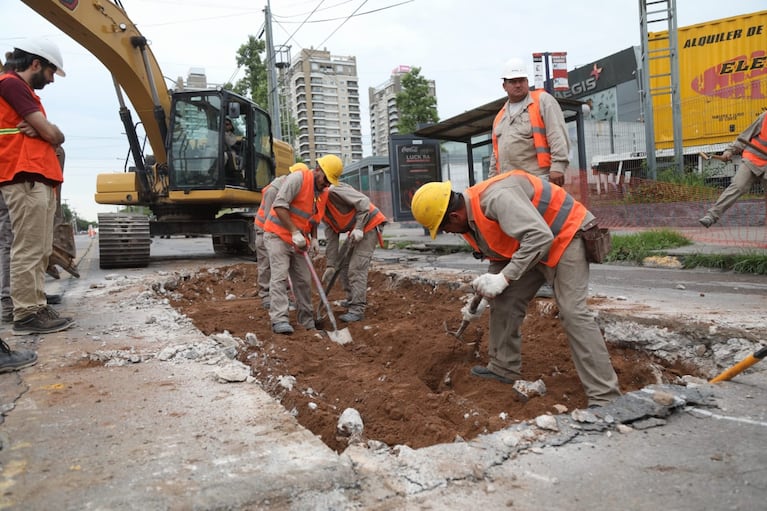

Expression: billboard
xmin=388 ymin=135 xmax=442 ymax=222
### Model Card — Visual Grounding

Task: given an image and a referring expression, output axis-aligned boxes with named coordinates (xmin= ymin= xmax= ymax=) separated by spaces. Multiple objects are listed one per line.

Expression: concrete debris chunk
xmin=534 ymin=414 xmax=559 ymax=431
xmin=512 ymin=379 xmax=546 ymax=401
xmin=214 ymin=360 xmax=251 ymax=382
xmin=338 ymin=408 xmax=364 ymax=437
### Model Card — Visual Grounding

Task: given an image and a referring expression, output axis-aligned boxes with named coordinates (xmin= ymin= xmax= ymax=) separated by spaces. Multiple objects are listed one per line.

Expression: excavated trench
xmin=167 ymin=262 xmax=717 ymax=453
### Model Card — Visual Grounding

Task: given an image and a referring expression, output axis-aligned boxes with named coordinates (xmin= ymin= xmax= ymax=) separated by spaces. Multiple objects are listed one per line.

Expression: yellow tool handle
xmin=710 ymin=346 xmax=767 ymax=383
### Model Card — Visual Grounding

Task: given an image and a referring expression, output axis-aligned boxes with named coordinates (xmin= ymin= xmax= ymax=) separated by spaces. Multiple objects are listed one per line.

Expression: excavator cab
xmin=167 ymin=90 xmax=276 ymax=192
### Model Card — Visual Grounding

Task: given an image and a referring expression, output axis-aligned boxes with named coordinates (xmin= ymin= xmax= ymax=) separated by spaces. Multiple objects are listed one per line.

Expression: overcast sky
xmin=3 ymin=0 xmax=764 ymax=222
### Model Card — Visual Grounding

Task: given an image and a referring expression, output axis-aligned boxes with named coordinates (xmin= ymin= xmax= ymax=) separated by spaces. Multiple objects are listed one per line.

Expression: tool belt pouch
xmin=581 ymin=226 xmax=611 ymax=264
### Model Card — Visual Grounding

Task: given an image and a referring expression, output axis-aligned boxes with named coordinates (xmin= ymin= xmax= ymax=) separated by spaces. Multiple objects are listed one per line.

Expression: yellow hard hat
xmin=316 ymin=154 xmax=343 ymax=185
xmin=289 ymin=162 xmax=309 ymax=173
xmin=410 ymin=181 xmax=452 ymax=239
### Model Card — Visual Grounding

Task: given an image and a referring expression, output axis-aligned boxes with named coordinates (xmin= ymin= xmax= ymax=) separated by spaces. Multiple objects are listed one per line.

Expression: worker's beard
xmin=29 ymin=69 xmax=48 ymax=90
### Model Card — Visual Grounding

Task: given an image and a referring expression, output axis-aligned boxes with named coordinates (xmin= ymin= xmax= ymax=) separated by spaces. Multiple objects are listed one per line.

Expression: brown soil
xmin=168 ymin=262 xmax=699 ymax=453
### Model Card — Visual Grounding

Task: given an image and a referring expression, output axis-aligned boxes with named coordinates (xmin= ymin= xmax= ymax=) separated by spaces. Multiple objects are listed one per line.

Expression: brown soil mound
xmin=169 ymin=262 xmax=698 ymax=453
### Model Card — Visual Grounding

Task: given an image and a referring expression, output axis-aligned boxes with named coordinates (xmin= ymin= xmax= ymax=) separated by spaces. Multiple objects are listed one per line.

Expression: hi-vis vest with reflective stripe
xmin=743 ymin=113 xmax=767 ymax=167
xmin=254 ymin=175 xmax=287 ymax=230
xmin=492 ymin=90 xmax=551 ymax=173
xmin=263 ymin=169 xmax=328 ymax=244
xmin=0 ymin=74 xmax=63 ymax=184
xmin=461 ymin=170 xmax=586 ymax=267
xmin=324 ymin=199 xmax=386 ymax=234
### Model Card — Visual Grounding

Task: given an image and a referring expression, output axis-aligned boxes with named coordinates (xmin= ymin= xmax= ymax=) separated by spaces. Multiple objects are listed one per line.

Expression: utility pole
xmin=264 ymin=0 xmax=282 ymax=139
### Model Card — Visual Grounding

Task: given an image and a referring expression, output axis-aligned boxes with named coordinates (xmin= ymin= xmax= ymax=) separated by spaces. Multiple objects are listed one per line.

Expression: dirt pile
xmin=168 ymin=262 xmax=701 ymax=453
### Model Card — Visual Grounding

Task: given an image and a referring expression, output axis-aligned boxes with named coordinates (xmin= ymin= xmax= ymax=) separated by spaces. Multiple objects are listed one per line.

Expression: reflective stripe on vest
xmin=492 ymin=90 xmax=552 ymax=173
xmin=743 ymin=114 xmax=767 ymax=167
xmin=461 ymin=170 xmax=586 ymax=267
xmin=263 ymin=169 xmax=328 ymax=244
xmin=0 ymin=74 xmax=63 ymax=184
xmin=324 ymin=201 xmax=387 ymax=234
xmin=253 ymin=182 xmax=271 ymax=229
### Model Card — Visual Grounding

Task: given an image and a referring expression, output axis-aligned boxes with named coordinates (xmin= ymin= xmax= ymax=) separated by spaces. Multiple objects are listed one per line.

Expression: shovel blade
xmin=326 ymin=327 xmax=353 ymax=345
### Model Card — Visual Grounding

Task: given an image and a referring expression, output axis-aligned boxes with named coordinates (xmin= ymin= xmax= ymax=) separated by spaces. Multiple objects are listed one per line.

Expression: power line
xmin=315 ymin=0 xmax=370 ymax=50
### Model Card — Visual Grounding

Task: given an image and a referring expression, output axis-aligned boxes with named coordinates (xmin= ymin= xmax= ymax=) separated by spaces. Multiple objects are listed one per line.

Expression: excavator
xmin=22 ymin=0 xmax=294 ymax=269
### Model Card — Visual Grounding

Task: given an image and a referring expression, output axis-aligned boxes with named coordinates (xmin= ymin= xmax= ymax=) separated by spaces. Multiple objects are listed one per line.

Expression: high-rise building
xmin=286 ymin=48 xmax=363 ymax=165
xmin=368 ymin=65 xmax=436 ymax=156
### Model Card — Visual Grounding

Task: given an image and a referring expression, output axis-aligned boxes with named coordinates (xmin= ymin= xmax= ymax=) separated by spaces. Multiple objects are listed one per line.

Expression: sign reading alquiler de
xmin=388 ymin=135 xmax=441 ymax=222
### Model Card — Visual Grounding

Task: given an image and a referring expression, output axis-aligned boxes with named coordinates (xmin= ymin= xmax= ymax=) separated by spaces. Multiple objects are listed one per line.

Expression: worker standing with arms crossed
xmin=0 ymin=38 xmax=74 ymax=343
xmin=254 ymin=162 xmax=308 ymax=309
xmin=263 ymin=155 xmax=340 ymax=334
xmin=410 ymin=173 xmax=622 ymax=408
xmin=489 ymin=57 xmax=571 ymax=298
xmin=322 ymin=182 xmax=387 ymax=323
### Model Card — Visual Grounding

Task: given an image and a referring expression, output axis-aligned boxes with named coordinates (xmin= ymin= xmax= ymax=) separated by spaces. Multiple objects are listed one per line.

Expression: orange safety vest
xmin=324 ymin=199 xmax=387 ymax=234
xmin=263 ymin=169 xmax=328 ymax=244
xmin=0 ymin=74 xmax=63 ymax=184
xmin=492 ymin=89 xmax=551 ymax=173
xmin=254 ymin=175 xmax=286 ymax=229
xmin=742 ymin=113 xmax=767 ymax=167
xmin=461 ymin=170 xmax=586 ymax=267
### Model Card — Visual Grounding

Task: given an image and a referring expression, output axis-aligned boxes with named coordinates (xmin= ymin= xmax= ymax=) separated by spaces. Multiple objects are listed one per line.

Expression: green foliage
xmin=232 ymin=36 xmax=268 ymax=109
xmin=682 ymin=253 xmax=767 ymax=275
xmin=395 ymin=67 xmax=438 ymax=134
xmin=606 ymin=229 xmax=691 ymax=263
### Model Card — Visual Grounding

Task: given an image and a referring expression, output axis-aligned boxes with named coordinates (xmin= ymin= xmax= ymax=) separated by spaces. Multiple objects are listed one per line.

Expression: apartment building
xmin=368 ymin=65 xmax=436 ymax=156
xmin=286 ymin=48 xmax=363 ymax=165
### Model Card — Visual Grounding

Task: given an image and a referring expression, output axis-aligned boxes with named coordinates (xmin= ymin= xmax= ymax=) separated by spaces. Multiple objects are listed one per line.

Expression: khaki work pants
xmin=706 ymin=161 xmax=766 ymax=221
xmin=486 ymin=237 xmax=621 ymax=406
xmin=264 ymin=232 xmax=314 ymax=328
xmin=1 ymin=181 xmax=56 ymax=320
xmin=254 ymin=228 xmax=270 ymax=301
xmin=324 ymin=227 xmax=378 ymax=315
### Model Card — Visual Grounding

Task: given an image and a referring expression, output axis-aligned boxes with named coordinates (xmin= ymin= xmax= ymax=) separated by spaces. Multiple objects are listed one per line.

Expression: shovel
xmin=316 ymin=238 xmax=354 ymax=324
xmin=445 ymin=294 xmax=483 ymax=342
xmin=302 ymin=250 xmax=353 ymax=345
xmin=710 ymin=345 xmax=767 ymax=383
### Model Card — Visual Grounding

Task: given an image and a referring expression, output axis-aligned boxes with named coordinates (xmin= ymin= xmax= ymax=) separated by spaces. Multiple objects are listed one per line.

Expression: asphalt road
xmin=0 ymin=234 xmax=764 ymax=510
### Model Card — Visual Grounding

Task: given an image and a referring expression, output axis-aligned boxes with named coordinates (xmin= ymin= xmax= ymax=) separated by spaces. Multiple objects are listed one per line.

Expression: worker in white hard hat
xmin=491 ymin=57 xmax=571 ymax=299
xmin=409 ymin=177 xmax=622 ymax=408
xmin=0 ymin=38 xmax=74 ymax=348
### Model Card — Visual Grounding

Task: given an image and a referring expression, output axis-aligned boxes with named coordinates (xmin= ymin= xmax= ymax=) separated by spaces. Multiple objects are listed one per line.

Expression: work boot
xmin=339 ymin=311 xmax=363 ymax=323
xmin=0 ymin=339 xmax=38 ymax=373
xmin=12 ymin=309 xmax=74 ymax=335
xmin=470 ymin=365 xmax=515 ymax=384
xmin=1 ymin=297 xmax=12 ymax=323
xmin=699 ymin=214 xmax=716 ymax=228
xmin=272 ymin=322 xmax=294 ymax=335
xmin=40 ymin=305 xmax=74 ymax=324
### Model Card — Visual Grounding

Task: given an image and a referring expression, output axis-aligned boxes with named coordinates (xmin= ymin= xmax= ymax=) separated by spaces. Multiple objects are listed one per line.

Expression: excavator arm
xmin=21 ymin=0 xmax=169 ymax=163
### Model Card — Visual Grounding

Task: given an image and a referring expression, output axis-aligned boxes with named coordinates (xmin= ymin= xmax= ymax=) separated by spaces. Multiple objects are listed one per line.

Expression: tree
xmin=232 ymin=35 xmax=268 ymax=109
xmin=395 ymin=67 xmax=439 ymax=134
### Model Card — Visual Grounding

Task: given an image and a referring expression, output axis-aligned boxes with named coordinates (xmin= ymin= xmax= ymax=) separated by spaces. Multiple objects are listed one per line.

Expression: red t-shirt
xmin=0 ymin=71 xmax=41 ymax=118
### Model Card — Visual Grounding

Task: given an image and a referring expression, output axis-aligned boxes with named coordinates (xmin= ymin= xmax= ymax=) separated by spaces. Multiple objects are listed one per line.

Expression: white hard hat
xmin=501 ymin=57 xmax=527 ymax=80
xmin=15 ymin=38 xmax=65 ymax=77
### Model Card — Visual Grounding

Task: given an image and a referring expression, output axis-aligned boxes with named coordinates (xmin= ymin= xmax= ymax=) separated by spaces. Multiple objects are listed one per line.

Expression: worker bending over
xmin=322 ymin=182 xmax=387 ymax=322
xmin=410 ymin=172 xmax=622 ymax=408
xmin=263 ymin=155 xmax=341 ymax=334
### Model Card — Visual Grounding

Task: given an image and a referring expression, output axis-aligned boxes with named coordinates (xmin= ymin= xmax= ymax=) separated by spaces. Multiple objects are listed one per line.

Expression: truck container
xmin=649 ymin=11 xmax=767 ymax=150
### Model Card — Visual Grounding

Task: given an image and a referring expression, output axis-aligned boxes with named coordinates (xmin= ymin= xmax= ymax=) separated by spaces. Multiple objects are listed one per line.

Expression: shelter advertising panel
xmin=389 ymin=136 xmax=441 ymax=222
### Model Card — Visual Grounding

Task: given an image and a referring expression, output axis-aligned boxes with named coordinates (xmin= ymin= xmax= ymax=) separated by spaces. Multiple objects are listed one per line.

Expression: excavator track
xmin=97 ymin=213 xmax=150 ymax=269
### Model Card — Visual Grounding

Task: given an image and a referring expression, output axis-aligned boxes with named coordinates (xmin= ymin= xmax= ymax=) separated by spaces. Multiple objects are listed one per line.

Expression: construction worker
xmin=699 ymin=110 xmax=767 ymax=228
xmin=410 ymin=172 xmax=622 ymax=408
xmin=254 ymin=162 xmax=308 ymax=309
xmin=262 ymin=155 xmax=341 ymax=335
xmin=322 ymin=182 xmax=387 ymax=322
xmin=490 ymin=57 xmax=571 ymax=298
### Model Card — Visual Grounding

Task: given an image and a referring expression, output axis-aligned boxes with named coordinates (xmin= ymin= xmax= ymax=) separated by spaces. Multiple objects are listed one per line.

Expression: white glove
xmin=291 ymin=231 xmax=307 ymax=249
xmin=472 ymin=273 xmax=509 ymax=298
xmin=310 ymin=238 xmax=320 ymax=255
xmin=322 ymin=267 xmax=335 ymax=284
xmin=350 ymin=228 xmax=364 ymax=243
xmin=461 ymin=298 xmax=489 ymax=322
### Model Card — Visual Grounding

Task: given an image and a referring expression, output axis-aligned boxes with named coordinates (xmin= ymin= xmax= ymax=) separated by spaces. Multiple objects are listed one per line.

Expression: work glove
xmin=322 ymin=267 xmax=336 ymax=285
xmin=310 ymin=238 xmax=321 ymax=256
xmin=350 ymin=228 xmax=364 ymax=243
xmin=291 ymin=231 xmax=307 ymax=250
xmin=461 ymin=298 xmax=489 ymax=322
xmin=472 ymin=273 xmax=509 ymax=298
xmin=722 ymin=150 xmax=733 ymax=161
